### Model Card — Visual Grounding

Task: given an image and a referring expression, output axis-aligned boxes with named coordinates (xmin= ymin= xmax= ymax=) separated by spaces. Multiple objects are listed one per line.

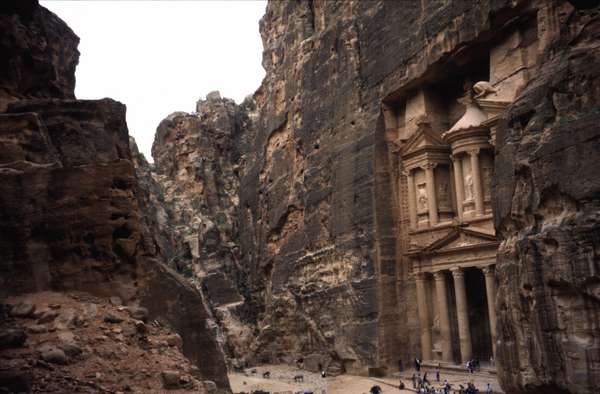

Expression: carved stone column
xmin=424 ymin=163 xmax=438 ymax=226
xmin=434 ymin=271 xmax=452 ymax=362
xmin=415 ymin=272 xmax=432 ymax=360
xmin=405 ymin=169 xmax=417 ymax=230
xmin=451 ymin=155 xmax=464 ymax=220
xmin=483 ymin=265 xmax=498 ymax=358
xmin=469 ymin=149 xmax=484 ymax=216
xmin=451 ymin=267 xmax=472 ymax=362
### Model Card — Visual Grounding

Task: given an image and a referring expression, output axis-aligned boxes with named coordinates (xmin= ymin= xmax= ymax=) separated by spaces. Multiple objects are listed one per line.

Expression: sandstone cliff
xmin=140 ymin=1 xmax=600 ymax=393
xmin=494 ymin=3 xmax=600 ymax=393
xmin=0 ymin=0 xmax=79 ymax=111
xmin=0 ymin=1 xmax=230 ymax=391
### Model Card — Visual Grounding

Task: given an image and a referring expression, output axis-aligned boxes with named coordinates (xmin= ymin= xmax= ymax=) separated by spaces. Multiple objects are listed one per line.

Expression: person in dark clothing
xmin=369 ymin=385 xmax=382 ymax=394
xmin=399 ymin=380 xmax=405 ymax=390
xmin=412 ymin=373 xmax=417 ymax=389
xmin=423 ymin=372 xmax=429 ymax=385
xmin=414 ymin=357 xmax=421 ymax=371
xmin=398 ymin=359 xmax=403 ymax=372
xmin=436 ymin=367 xmax=440 ymax=382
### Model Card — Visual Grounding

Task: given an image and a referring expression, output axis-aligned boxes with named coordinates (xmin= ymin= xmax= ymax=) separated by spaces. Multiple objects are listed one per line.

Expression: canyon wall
xmin=142 ymin=0 xmax=600 ymax=392
xmin=493 ymin=2 xmax=600 ymax=393
xmin=0 ymin=1 xmax=230 ymax=390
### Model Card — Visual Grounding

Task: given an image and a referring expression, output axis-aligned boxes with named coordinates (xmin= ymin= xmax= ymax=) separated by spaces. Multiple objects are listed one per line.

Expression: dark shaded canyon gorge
xmin=2 ymin=0 xmax=600 ymax=393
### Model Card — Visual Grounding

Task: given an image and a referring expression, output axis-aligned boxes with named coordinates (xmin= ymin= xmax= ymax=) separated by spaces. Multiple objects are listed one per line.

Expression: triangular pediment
xmin=425 ymin=227 xmax=497 ymax=253
xmin=401 ymin=127 xmax=448 ymax=157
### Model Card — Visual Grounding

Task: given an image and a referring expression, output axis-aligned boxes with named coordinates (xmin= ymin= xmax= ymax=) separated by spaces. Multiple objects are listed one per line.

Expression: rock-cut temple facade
xmin=383 ymin=26 xmax=530 ymax=366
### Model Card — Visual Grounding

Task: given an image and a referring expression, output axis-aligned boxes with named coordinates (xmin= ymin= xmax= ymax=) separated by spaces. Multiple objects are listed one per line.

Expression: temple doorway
xmin=464 ymin=267 xmax=493 ymax=363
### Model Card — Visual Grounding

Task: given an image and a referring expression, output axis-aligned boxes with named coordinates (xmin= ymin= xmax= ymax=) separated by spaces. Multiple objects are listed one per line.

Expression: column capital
xmin=433 ymin=270 xmax=446 ymax=281
xmin=482 ymin=265 xmax=495 ymax=276
xmin=450 ymin=267 xmax=464 ymax=279
xmin=423 ymin=162 xmax=438 ymax=170
xmin=467 ymin=148 xmax=481 ymax=157
xmin=402 ymin=168 xmax=414 ymax=177
xmin=414 ymin=271 xmax=428 ymax=281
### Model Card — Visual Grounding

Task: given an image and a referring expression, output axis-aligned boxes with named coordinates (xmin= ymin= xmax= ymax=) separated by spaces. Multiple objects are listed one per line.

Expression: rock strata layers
xmin=139 ymin=1 xmax=600 ymax=393
xmin=0 ymin=1 xmax=230 ymax=390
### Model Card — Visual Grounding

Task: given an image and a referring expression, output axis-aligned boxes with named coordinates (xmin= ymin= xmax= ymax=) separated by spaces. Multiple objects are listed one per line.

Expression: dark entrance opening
xmin=464 ymin=267 xmax=492 ymax=363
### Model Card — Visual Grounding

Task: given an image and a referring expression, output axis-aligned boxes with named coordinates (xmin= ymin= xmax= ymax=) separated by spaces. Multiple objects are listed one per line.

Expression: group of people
xmin=404 ymin=357 xmax=493 ymax=394
xmin=410 ymin=372 xmax=451 ymax=394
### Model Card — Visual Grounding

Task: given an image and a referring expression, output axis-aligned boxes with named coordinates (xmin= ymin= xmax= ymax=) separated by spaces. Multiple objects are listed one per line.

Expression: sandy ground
xmin=229 ymin=364 xmax=502 ymax=393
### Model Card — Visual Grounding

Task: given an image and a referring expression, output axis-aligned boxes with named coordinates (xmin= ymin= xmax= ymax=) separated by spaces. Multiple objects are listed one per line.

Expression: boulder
xmin=161 ymin=370 xmax=181 ymax=389
xmin=39 ymin=346 xmax=68 ymax=365
xmin=37 ymin=309 xmax=59 ymax=324
xmin=104 ymin=314 xmax=124 ymax=324
xmin=9 ymin=303 xmax=35 ymax=318
xmin=166 ymin=334 xmax=183 ymax=348
xmin=125 ymin=306 xmax=149 ymax=322
xmin=203 ymin=380 xmax=217 ymax=393
xmin=0 ymin=328 xmax=26 ymax=349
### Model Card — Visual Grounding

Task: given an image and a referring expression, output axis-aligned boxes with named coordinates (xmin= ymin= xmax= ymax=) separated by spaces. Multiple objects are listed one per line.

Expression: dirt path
xmin=229 ymin=364 xmax=503 ymax=394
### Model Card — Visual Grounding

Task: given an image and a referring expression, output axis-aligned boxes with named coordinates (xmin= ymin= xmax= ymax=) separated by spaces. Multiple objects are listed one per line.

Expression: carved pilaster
xmin=451 ymin=155 xmax=464 ymax=220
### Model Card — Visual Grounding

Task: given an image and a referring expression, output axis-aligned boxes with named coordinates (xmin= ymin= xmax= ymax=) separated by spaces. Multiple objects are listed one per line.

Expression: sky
xmin=41 ymin=0 xmax=267 ymax=160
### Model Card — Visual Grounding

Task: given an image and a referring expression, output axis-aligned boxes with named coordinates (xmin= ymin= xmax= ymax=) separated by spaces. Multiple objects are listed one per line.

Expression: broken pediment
xmin=401 ymin=123 xmax=449 ymax=159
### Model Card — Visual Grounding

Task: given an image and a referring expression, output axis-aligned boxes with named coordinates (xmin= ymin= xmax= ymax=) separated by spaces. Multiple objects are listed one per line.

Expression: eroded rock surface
xmin=0 ymin=0 xmax=79 ymax=111
xmin=0 ymin=1 xmax=230 ymax=391
xmin=139 ymin=1 xmax=600 ymax=392
xmin=493 ymin=3 xmax=600 ymax=393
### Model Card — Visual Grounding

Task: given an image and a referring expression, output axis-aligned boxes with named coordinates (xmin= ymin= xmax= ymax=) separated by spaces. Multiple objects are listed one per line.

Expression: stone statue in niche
xmin=465 ymin=173 xmax=474 ymax=201
xmin=417 ymin=183 xmax=428 ymax=211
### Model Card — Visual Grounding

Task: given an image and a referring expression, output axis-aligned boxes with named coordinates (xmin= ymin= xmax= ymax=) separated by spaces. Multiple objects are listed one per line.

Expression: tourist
xmin=423 ymin=372 xmax=430 ymax=385
xmin=485 ymin=382 xmax=492 ymax=394
xmin=436 ymin=367 xmax=440 ymax=382
xmin=415 ymin=357 xmax=422 ymax=371
xmin=443 ymin=380 xmax=450 ymax=394
xmin=412 ymin=373 xmax=417 ymax=388
xmin=399 ymin=380 xmax=405 ymax=390
xmin=370 ymin=384 xmax=382 ymax=394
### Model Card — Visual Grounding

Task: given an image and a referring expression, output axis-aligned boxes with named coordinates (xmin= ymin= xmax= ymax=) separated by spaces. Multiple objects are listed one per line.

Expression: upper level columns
xmin=405 ymin=170 xmax=418 ymax=230
xmin=424 ymin=163 xmax=439 ymax=226
xmin=469 ymin=149 xmax=485 ymax=216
